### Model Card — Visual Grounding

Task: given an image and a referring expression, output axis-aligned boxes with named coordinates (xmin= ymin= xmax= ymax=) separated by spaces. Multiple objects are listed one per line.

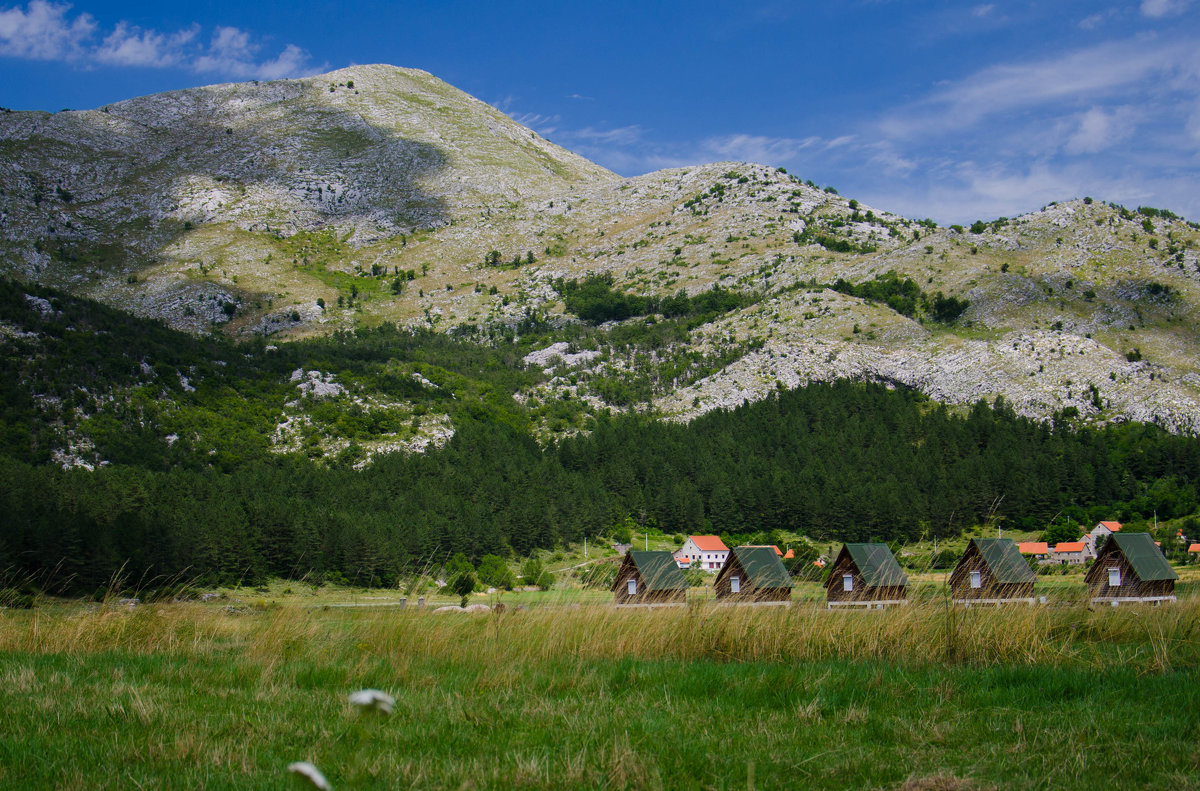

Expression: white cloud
xmin=508 ymin=111 xmax=562 ymax=133
xmin=0 ymin=0 xmax=93 ymax=59
xmin=1078 ymin=10 xmax=1116 ymax=30
xmin=881 ymin=37 xmax=1200 ymax=138
xmin=971 ymin=4 xmax=995 ymax=17
xmin=94 ymin=22 xmax=196 ymax=67
xmin=1140 ymin=0 xmax=1190 ymax=18
xmin=1064 ymin=106 xmax=1138 ymax=154
xmin=193 ymin=27 xmax=320 ymax=80
xmin=699 ymin=133 xmax=822 ymax=163
xmin=0 ymin=2 xmax=318 ymax=79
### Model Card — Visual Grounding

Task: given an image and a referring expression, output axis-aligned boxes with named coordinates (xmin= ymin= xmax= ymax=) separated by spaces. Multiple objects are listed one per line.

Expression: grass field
xmin=1 ymin=589 xmax=1198 ymax=790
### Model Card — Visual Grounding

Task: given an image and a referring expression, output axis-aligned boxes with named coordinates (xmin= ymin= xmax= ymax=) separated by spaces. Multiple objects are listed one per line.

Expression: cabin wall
xmin=948 ymin=551 xmax=988 ymax=599
xmin=824 ymin=558 xmax=906 ymax=602
xmin=613 ymin=567 xmax=686 ymax=605
xmin=715 ymin=558 xmax=791 ymax=602
xmin=949 ymin=553 xmax=1035 ymax=600
xmin=1086 ymin=554 xmax=1174 ymax=599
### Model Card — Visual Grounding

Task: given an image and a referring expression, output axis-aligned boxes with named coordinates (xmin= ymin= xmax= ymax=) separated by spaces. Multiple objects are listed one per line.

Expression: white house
xmin=1050 ymin=541 xmax=1091 ymax=565
xmin=1083 ymin=521 xmax=1122 ymax=556
xmin=674 ymin=535 xmax=729 ymax=571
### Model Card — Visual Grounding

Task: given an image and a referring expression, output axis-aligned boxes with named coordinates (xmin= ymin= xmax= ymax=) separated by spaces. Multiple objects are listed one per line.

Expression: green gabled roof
xmin=1108 ymin=533 xmax=1178 ymax=582
xmin=729 ymin=547 xmax=791 ymax=588
xmin=971 ymin=538 xmax=1036 ymax=584
xmin=844 ymin=543 xmax=908 ymax=587
xmin=628 ymin=551 xmax=688 ymax=591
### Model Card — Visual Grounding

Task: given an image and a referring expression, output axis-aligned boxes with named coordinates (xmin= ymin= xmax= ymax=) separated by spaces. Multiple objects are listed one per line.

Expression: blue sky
xmin=2 ymin=0 xmax=1198 ymax=224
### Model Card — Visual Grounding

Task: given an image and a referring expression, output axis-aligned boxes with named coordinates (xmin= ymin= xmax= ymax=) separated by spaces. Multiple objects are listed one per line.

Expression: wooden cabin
xmin=949 ymin=538 xmax=1037 ymax=605
xmin=825 ymin=543 xmax=908 ymax=608
xmin=612 ymin=551 xmax=688 ymax=606
xmin=714 ymin=547 xmax=792 ymax=604
xmin=1085 ymin=532 xmax=1177 ymax=606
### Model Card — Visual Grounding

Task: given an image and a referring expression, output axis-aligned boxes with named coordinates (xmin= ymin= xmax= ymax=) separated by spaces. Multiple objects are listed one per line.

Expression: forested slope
xmin=3 ymin=282 xmax=1198 ymax=594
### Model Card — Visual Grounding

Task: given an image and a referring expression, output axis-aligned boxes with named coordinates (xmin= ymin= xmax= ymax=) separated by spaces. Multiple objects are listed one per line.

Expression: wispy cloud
xmin=1140 ymin=0 xmax=1191 ymax=18
xmin=1063 ymin=105 xmax=1139 ymax=154
xmin=506 ymin=25 xmax=1200 ymax=225
xmin=880 ymin=36 xmax=1200 ymax=138
xmin=0 ymin=0 xmax=93 ymax=59
xmin=0 ymin=1 xmax=321 ymax=78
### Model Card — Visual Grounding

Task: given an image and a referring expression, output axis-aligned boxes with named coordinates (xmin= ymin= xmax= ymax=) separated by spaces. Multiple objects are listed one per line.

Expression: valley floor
xmin=1 ymin=595 xmax=1197 ymax=790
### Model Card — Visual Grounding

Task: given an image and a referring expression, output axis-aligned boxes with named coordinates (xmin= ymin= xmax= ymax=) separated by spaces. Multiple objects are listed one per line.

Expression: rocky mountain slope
xmin=3 ymin=65 xmax=1200 ymax=441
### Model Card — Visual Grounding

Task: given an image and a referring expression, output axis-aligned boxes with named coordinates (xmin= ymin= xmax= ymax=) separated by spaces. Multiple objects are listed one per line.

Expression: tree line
xmin=3 ymin=380 xmax=1198 ymax=595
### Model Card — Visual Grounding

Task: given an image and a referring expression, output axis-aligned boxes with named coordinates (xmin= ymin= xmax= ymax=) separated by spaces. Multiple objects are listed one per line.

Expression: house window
xmin=843 ymin=574 xmax=853 ymax=592
xmin=1108 ymin=567 xmax=1121 ymax=587
xmin=969 ymin=570 xmax=982 ymax=589
xmin=731 ymin=576 xmax=740 ymax=594
xmin=628 ymin=579 xmax=637 ymax=595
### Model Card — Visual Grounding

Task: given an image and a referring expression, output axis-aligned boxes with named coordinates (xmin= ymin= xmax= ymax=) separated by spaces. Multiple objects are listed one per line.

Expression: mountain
xmin=3 ymin=65 xmax=1200 ymax=438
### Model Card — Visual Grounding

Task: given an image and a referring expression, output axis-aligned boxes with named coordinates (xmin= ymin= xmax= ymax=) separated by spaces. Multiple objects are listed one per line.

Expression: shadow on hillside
xmin=0 ymin=77 xmax=450 ymax=276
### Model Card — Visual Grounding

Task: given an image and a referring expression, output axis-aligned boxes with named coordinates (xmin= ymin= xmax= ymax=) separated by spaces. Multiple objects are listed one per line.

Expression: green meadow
xmin=1 ymin=592 xmax=1198 ymax=790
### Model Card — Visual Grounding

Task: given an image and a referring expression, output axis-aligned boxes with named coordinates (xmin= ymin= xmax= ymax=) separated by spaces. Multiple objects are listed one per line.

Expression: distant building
xmin=1083 ymin=521 xmax=1122 ymax=556
xmin=1050 ymin=542 xmax=1089 ymax=565
xmin=675 ymin=535 xmax=729 ymax=571
xmin=714 ymin=547 xmax=792 ymax=604
xmin=1017 ymin=542 xmax=1050 ymax=563
xmin=1085 ymin=532 xmax=1177 ymax=606
xmin=612 ymin=551 xmax=688 ymax=606
xmin=825 ymin=543 xmax=908 ymax=608
xmin=950 ymin=538 xmax=1037 ymax=605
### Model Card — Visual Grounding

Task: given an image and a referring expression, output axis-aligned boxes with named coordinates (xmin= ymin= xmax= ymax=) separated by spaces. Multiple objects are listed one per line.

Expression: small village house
xmin=950 ymin=538 xmax=1037 ymax=605
xmin=1083 ymin=521 xmax=1122 ymax=556
xmin=714 ymin=547 xmax=792 ymax=604
xmin=675 ymin=535 xmax=729 ymax=571
xmin=1017 ymin=541 xmax=1050 ymax=563
xmin=1050 ymin=541 xmax=1090 ymax=565
xmin=1085 ymin=532 xmax=1177 ymax=606
xmin=825 ymin=543 xmax=908 ymax=608
xmin=1189 ymin=543 xmax=1200 ymax=561
xmin=612 ymin=551 xmax=688 ymax=606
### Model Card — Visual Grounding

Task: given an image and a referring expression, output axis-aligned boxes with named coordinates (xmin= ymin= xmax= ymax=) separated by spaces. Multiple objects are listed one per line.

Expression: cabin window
xmin=628 ymin=578 xmax=637 ymax=595
xmin=969 ymin=570 xmax=982 ymax=589
xmin=842 ymin=574 xmax=853 ymax=592
xmin=1108 ymin=567 xmax=1121 ymax=587
xmin=731 ymin=576 xmax=740 ymax=593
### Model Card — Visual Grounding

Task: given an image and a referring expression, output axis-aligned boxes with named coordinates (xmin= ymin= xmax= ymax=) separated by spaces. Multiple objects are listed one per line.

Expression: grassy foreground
xmin=1 ymin=599 xmax=1198 ymax=790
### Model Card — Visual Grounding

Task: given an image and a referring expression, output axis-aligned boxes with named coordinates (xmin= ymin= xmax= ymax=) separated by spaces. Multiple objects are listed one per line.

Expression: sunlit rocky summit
xmin=3 ymin=64 xmax=1200 ymax=435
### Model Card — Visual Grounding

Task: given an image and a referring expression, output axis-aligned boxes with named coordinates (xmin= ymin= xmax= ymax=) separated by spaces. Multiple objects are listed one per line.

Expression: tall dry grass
xmin=2 ymin=596 xmax=1196 ymax=673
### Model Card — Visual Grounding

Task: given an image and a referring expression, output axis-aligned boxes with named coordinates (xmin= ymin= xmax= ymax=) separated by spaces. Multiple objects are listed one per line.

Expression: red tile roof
xmin=1018 ymin=542 xmax=1049 ymax=555
xmin=1053 ymin=542 xmax=1086 ymax=553
xmin=1189 ymin=544 xmax=1200 ymax=553
xmin=690 ymin=535 xmax=729 ymax=552
xmin=783 ymin=549 xmax=795 ymax=559
xmin=1097 ymin=521 xmax=1122 ymax=532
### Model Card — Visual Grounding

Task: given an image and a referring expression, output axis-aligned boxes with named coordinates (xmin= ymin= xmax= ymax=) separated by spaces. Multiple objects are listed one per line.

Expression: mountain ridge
xmin=2 ymin=65 xmax=1200 ymax=438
